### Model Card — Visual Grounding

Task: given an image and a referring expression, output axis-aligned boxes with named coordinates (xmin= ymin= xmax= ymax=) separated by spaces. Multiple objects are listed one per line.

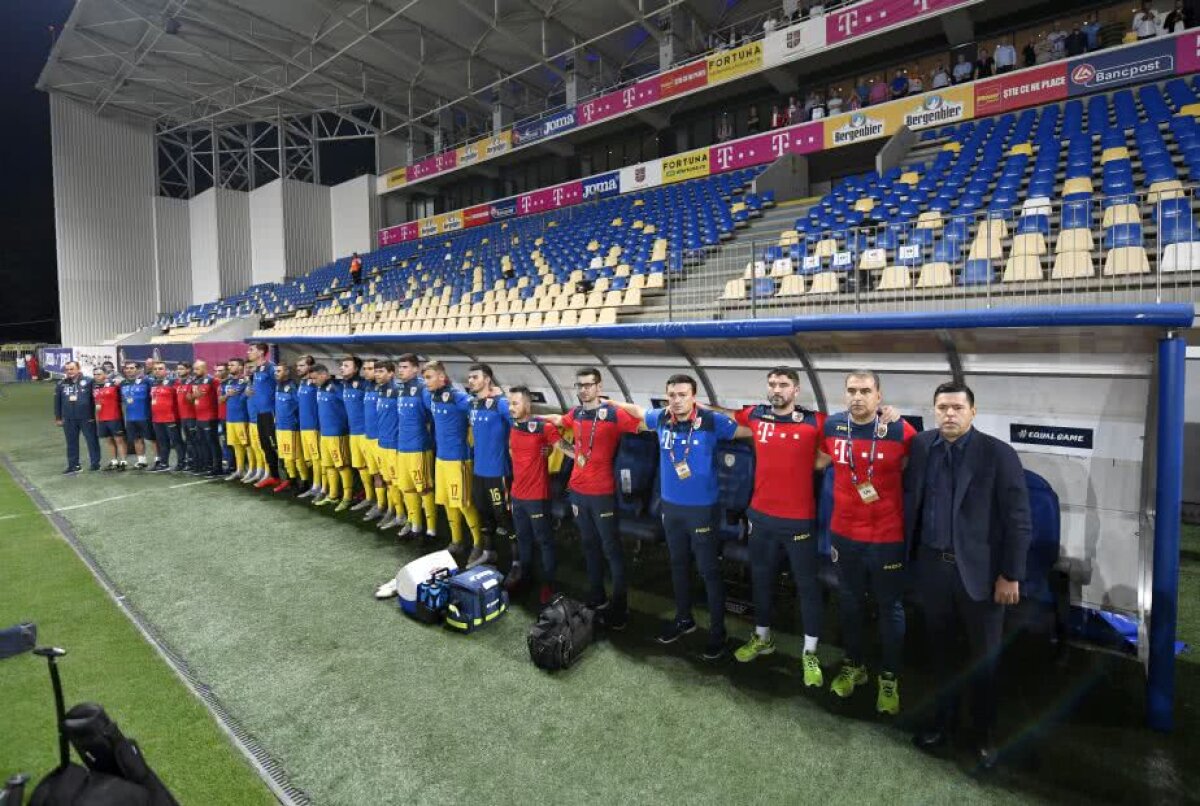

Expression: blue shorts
xmin=97 ymin=420 xmax=125 ymax=439
xmin=125 ymin=420 xmax=151 ymax=441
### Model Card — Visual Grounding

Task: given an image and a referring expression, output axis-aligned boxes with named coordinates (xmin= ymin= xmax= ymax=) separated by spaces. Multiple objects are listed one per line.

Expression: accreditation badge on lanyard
xmin=669 ymin=410 xmax=700 ymax=480
xmin=847 ymin=417 xmax=884 ymax=504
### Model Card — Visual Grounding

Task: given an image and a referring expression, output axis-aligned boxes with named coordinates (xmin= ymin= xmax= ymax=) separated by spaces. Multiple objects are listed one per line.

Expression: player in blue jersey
xmin=340 ymin=356 xmax=373 ymax=512
xmin=390 ymin=353 xmax=438 ymax=537
xmin=371 ymin=361 xmax=401 ymax=527
xmin=245 ymin=342 xmax=280 ymax=489
xmin=423 ymin=360 xmax=483 ymax=561
xmin=466 ymin=363 xmax=510 ymax=568
xmin=614 ymin=374 xmax=739 ymax=660
xmin=310 ymin=364 xmax=354 ymax=512
xmin=220 ymin=358 xmax=251 ymax=481
xmin=295 ymin=356 xmax=325 ymax=500
xmin=120 ymin=361 xmax=153 ymax=469
xmin=356 ymin=359 xmax=385 ymax=516
xmin=273 ymin=363 xmax=303 ymax=493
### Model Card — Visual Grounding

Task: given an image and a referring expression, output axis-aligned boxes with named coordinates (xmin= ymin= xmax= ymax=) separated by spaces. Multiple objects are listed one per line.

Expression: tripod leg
xmin=33 ymin=647 xmax=70 ymax=768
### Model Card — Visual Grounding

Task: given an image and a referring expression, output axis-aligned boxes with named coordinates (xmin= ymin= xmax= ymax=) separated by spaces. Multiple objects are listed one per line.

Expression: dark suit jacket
xmin=903 ymin=427 xmax=1032 ymax=602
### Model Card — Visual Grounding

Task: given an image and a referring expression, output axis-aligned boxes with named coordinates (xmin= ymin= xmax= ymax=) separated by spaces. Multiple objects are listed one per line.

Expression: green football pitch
xmin=1 ymin=381 xmax=1197 ymax=805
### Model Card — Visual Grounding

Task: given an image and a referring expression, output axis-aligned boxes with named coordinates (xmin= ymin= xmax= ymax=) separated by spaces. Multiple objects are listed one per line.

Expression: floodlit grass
xmin=1 ymin=382 xmax=1197 ymax=804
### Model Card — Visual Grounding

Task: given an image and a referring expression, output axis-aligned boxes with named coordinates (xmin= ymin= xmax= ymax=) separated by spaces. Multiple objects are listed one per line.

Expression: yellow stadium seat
xmin=968 ymin=233 xmax=1004 ymax=262
xmin=1062 ymin=177 xmax=1094 ymax=196
xmin=915 ymin=262 xmax=952 ymax=288
xmin=510 ymin=313 xmax=526 ymax=329
xmin=814 ymin=239 xmax=839 ymax=258
xmin=552 ymin=295 xmax=569 ymax=312
xmin=1051 ymin=251 xmax=1094 ymax=279
xmin=859 ymin=248 xmax=888 ymax=271
xmin=1100 ymin=146 xmax=1129 ymax=163
xmin=942 ymin=141 xmax=962 ymax=153
xmin=621 ymin=288 xmax=643 ymax=307
xmin=721 ymin=279 xmax=747 ymax=300
xmin=1103 ymin=247 xmax=1150 ymax=276
xmin=568 ymin=293 xmax=586 ymax=309
xmin=578 ymin=309 xmax=598 ymax=326
xmin=560 ymin=310 xmax=578 ymax=327
xmin=1161 ymin=242 xmax=1200 ymax=272
xmin=808 ymin=272 xmax=840 ymax=294
xmin=1148 ymin=180 xmax=1185 ymax=203
xmin=1002 ymin=255 xmax=1043 ymax=282
xmin=776 ymin=274 xmax=805 ymax=296
xmin=646 ymin=273 xmax=664 ymax=289
xmin=898 ymin=171 xmax=920 ymax=185
xmin=853 ymin=198 xmax=876 ymax=213
xmin=483 ymin=315 xmax=498 ymax=330
xmin=1101 ymin=204 xmax=1140 ymax=229
xmin=543 ymin=310 xmax=560 ymax=327
xmin=876 ymin=266 xmax=911 ymax=290
xmin=770 ymin=258 xmax=794 ymax=277
xmin=1182 ymin=102 xmax=1200 ymax=117
xmin=527 ymin=312 xmax=544 ymax=329
xmin=585 ymin=291 xmax=605 ymax=308
xmin=604 ymin=290 xmax=624 ymax=307
xmin=598 ymin=307 xmax=618 ymax=325
xmin=916 ymin=211 xmax=943 ymax=230
xmin=1011 ymin=233 xmax=1047 ymax=257
xmin=743 ymin=261 xmax=768 ymax=279
xmin=1056 ymin=228 xmax=1094 ymax=253
xmin=1007 ymin=143 xmax=1032 ymax=156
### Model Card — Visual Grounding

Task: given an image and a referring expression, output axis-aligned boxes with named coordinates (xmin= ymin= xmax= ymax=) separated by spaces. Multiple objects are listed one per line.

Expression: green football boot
xmin=829 ymin=662 xmax=868 ymax=698
xmin=801 ymin=651 xmax=824 ymax=688
xmin=876 ymin=672 xmax=900 ymax=715
xmin=734 ymin=633 xmax=776 ymax=663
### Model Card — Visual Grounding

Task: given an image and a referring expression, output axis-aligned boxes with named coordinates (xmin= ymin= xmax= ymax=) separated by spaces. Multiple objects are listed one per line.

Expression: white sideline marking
xmin=43 ymin=479 xmax=215 ymax=514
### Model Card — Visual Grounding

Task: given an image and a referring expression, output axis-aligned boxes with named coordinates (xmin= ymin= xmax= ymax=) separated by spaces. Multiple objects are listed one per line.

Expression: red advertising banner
xmin=516 ymin=181 xmax=584 ymax=216
xmin=577 ymin=76 xmax=662 ymax=126
xmin=407 ymin=150 xmax=458 ymax=182
xmin=1177 ymin=31 xmax=1200 ymax=74
xmin=660 ymin=60 xmax=709 ymax=99
xmin=378 ymin=221 xmax=418 ymax=247
xmin=463 ymin=204 xmax=492 ymax=229
xmin=974 ymin=62 xmax=1067 ymax=116
xmin=708 ymin=122 xmax=823 ymax=174
xmin=826 ymin=0 xmax=971 ymax=46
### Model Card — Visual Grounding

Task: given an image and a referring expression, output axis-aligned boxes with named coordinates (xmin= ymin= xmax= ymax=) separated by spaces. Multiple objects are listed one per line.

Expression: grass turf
xmin=0 ymin=442 xmax=275 ymax=803
xmin=1 ymin=381 xmax=1198 ymax=805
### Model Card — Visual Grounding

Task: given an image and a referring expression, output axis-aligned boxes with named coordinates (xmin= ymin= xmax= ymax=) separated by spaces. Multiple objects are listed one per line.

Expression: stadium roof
xmin=38 ymin=0 xmax=783 ymax=137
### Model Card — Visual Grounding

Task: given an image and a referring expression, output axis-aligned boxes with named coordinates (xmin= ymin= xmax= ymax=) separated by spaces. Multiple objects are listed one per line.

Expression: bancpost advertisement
xmin=661 ymin=148 xmax=711 ymax=184
xmin=706 ymin=41 xmax=763 ymax=85
xmin=897 ymin=85 xmax=974 ymax=130
xmin=1066 ymin=37 xmax=1175 ymax=96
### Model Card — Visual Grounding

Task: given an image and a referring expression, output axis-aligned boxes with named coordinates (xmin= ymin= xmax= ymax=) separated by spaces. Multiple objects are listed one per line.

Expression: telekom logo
xmin=714 ymin=145 xmax=735 ymax=170
xmin=756 ymin=421 xmax=775 ymax=444
xmin=552 ymin=187 xmax=564 ymax=206
xmin=836 ymin=9 xmax=859 ymax=36
xmin=622 ymin=87 xmax=636 ymax=108
xmin=581 ymin=102 xmax=595 ymax=123
xmin=520 ymin=196 xmax=532 ymax=213
xmin=771 ymin=132 xmax=790 ymax=157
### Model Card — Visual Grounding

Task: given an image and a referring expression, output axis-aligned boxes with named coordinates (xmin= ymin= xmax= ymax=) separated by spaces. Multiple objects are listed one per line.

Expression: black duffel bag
xmin=527 ymin=595 xmax=594 ymax=671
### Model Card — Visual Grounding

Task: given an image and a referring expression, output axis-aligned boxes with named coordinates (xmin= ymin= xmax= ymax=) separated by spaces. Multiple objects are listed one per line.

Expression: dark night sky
xmin=0 ymin=1 xmax=74 ymax=343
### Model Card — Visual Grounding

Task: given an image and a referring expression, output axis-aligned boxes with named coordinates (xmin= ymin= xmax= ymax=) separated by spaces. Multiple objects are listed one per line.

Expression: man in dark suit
xmin=905 ymin=381 xmax=1031 ymax=770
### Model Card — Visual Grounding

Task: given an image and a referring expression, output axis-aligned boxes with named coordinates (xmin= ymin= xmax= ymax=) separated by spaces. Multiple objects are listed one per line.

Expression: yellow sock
xmin=233 ymin=445 xmax=246 ymax=473
xmin=281 ymin=457 xmax=296 ymax=479
xmin=403 ymin=492 xmax=424 ymax=529
xmin=460 ymin=503 xmax=483 ymax=547
xmin=325 ymin=467 xmax=339 ymax=498
xmin=388 ymin=486 xmax=403 ymax=516
xmin=421 ymin=492 xmax=437 ymax=532
xmin=339 ymin=468 xmax=354 ymax=501
xmin=447 ymin=508 xmax=463 ymax=545
xmin=358 ymin=470 xmax=374 ymax=504
xmin=297 ymin=460 xmax=309 ymax=482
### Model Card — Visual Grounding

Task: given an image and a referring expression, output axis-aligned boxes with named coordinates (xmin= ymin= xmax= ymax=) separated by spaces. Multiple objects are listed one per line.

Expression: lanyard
xmin=846 ymin=416 xmax=881 ymax=485
xmin=667 ymin=408 xmax=701 ymax=466
xmin=577 ymin=405 xmax=604 ymax=461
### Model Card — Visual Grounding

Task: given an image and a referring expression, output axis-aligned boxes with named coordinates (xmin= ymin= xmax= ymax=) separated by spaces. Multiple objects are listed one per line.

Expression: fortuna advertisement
xmin=706 ymin=41 xmax=763 ymax=84
xmin=660 ymin=148 xmax=710 ymax=184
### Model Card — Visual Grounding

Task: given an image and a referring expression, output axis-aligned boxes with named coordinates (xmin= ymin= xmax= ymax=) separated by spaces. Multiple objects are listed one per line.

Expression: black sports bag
xmin=527 ymin=595 xmax=595 ymax=671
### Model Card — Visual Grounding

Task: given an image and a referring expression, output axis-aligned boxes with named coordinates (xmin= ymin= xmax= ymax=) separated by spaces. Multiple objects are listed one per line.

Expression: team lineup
xmin=53 ymin=344 xmax=1032 ymax=767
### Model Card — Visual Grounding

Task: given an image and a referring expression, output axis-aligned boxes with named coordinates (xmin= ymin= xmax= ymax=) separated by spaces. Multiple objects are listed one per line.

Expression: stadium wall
xmin=249 ymin=181 xmax=286 ymax=286
xmin=152 ymin=196 xmax=191 ymax=314
xmin=50 ymin=95 xmax=156 ymax=344
xmin=188 ymin=189 xmax=221 ymax=304
xmin=189 ymin=188 xmax=252 ymax=303
xmin=330 ymin=175 xmax=378 ymax=258
xmin=281 ymin=179 xmax=332 ymax=279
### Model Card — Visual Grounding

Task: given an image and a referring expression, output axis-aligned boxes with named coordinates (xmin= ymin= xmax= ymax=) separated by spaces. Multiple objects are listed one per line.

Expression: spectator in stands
xmin=349 ymin=252 xmax=363 ymax=286
xmin=1034 ymin=34 xmax=1052 ymax=65
xmin=787 ymin=95 xmax=802 ymax=125
xmin=992 ymin=40 xmax=1016 ymax=74
xmin=908 ymin=70 xmax=924 ymax=96
xmin=1066 ymin=25 xmax=1087 ymax=57
xmin=1022 ymin=39 xmax=1037 ymax=68
xmin=855 ymin=79 xmax=870 ymax=108
xmin=810 ymin=92 xmax=827 ymax=120
xmin=790 ymin=6 xmax=803 ymax=23
xmin=952 ymin=53 xmax=973 ymax=84
xmin=930 ymin=64 xmax=950 ymax=90
xmin=907 ymin=382 xmax=1031 ymax=773
xmin=868 ymin=78 xmax=888 ymax=105
xmin=889 ymin=69 xmax=909 ymax=100
xmin=716 ymin=112 xmax=733 ymax=143
xmin=1048 ymin=23 xmax=1068 ymax=60
xmin=803 ymin=91 xmax=817 ymax=120
xmin=1133 ymin=1 xmax=1159 ymax=38
xmin=847 ymin=90 xmax=862 ymax=111
xmin=1082 ymin=13 xmax=1102 ymax=50
xmin=975 ymin=46 xmax=995 ymax=79
xmin=807 ymin=1 xmax=824 ymax=16
xmin=747 ymin=104 xmax=761 ymax=134
xmin=826 ymin=88 xmax=844 ymax=115
xmin=763 ymin=13 xmax=777 ymax=33
xmin=1165 ymin=0 xmax=1192 ymax=32
xmin=771 ymin=103 xmax=786 ymax=129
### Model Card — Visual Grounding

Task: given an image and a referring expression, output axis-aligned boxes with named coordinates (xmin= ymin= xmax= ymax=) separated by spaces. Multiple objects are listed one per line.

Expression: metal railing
xmin=661 ymin=190 xmax=1200 ymax=321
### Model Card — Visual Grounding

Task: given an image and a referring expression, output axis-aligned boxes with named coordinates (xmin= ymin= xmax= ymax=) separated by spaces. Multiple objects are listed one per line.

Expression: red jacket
xmin=192 ymin=375 xmax=220 ymax=421
xmin=150 ymin=380 xmax=178 ymax=423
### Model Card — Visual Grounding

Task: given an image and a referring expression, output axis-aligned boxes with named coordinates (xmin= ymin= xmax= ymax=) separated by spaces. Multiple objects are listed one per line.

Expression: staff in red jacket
xmin=174 ymin=362 xmax=197 ymax=471
xmin=190 ymin=360 xmax=223 ymax=477
xmin=150 ymin=362 xmax=184 ymax=472
xmin=92 ymin=367 xmax=128 ymax=470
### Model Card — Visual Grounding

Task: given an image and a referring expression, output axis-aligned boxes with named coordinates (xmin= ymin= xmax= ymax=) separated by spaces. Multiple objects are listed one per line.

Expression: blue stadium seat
xmin=960 ymin=259 xmax=994 ymax=286
xmin=613 ymin=432 xmax=663 ymax=542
